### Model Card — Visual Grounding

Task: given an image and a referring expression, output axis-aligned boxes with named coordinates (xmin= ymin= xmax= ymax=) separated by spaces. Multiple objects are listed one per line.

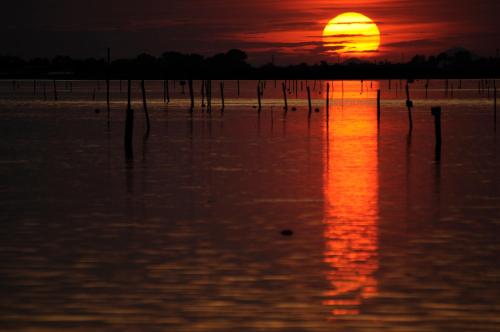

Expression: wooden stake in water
xmin=494 ymin=80 xmax=497 ymax=131
xmin=282 ymin=82 xmax=288 ymax=111
xmin=189 ymin=79 xmax=194 ymax=110
xmin=220 ymin=81 xmax=225 ymax=111
xmin=377 ymin=89 xmax=381 ymax=127
xmin=106 ymin=48 xmax=111 ymax=113
xmin=406 ymin=83 xmax=413 ymax=132
xmin=53 ymin=80 xmax=58 ymax=101
xmin=201 ymin=80 xmax=206 ymax=108
xmin=125 ymin=80 xmax=134 ymax=160
xmin=326 ymin=83 xmax=330 ymax=120
xmin=166 ymin=80 xmax=170 ymax=103
xmin=307 ymin=86 xmax=312 ymax=117
xmin=431 ymin=106 xmax=442 ymax=161
xmin=163 ymin=80 xmax=167 ymax=103
xmin=206 ymin=80 xmax=212 ymax=112
xmin=257 ymin=83 xmax=262 ymax=111
xmin=141 ymin=80 xmax=151 ymax=136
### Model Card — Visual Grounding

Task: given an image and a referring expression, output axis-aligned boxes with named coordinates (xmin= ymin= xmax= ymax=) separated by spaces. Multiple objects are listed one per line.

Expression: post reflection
xmin=323 ymin=81 xmax=380 ymax=317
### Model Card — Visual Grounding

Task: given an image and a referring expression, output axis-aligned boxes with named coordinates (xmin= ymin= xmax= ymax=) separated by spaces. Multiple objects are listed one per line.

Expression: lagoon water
xmin=1 ymin=79 xmax=499 ymax=331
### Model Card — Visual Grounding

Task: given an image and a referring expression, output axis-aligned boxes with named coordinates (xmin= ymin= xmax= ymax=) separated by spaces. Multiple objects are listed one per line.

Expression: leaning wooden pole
xmin=125 ymin=80 xmax=134 ymax=160
xmin=141 ymin=80 xmax=151 ymax=136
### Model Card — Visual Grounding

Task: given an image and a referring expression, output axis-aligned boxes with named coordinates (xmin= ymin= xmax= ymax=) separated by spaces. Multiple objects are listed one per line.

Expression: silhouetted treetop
xmin=0 ymin=48 xmax=498 ymax=79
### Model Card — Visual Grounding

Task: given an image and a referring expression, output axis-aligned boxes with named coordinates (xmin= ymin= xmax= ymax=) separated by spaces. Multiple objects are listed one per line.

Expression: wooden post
xmin=307 ymin=86 xmax=312 ymax=117
xmin=326 ymin=83 xmax=330 ymax=119
xmin=166 ymin=80 xmax=170 ymax=103
xmin=494 ymin=80 xmax=497 ymax=131
xmin=282 ymin=82 xmax=288 ymax=111
xmin=43 ymin=81 xmax=47 ymax=101
xmin=33 ymin=80 xmax=36 ymax=97
xmin=377 ymin=89 xmax=381 ymax=126
xmin=237 ymin=80 xmax=240 ymax=97
xmin=106 ymin=48 xmax=110 ymax=113
xmin=257 ymin=84 xmax=262 ymax=111
xmin=141 ymin=80 xmax=151 ymax=136
xmin=406 ymin=83 xmax=413 ymax=132
xmin=189 ymin=79 xmax=194 ymax=110
xmin=206 ymin=80 xmax=211 ymax=112
xmin=125 ymin=80 xmax=134 ymax=160
xmin=425 ymin=80 xmax=429 ymax=99
xmin=201 ymin=80 xmax=206 ymax=108
xmin=163 ymin=80 xmax=167 ymax=103
xmin=53 ymin=80 xmax=58 ymax=101
xmin=431 ymin=107 xmax=442 ymax=161
xmin=220 ymin=81 xmax=224 ymax=111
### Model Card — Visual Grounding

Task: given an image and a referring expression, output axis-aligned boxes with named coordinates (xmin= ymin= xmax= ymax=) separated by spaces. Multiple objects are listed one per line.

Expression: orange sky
xmin=1 ymin=0 xmax=499 ymax=63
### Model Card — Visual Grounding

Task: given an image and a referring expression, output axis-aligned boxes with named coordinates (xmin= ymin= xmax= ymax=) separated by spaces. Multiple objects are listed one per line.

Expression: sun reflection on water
xmin=323 ymin=81 xmax=380 ymax=318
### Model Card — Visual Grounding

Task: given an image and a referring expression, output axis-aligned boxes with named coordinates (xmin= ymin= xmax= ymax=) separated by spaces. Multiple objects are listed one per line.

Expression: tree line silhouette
xmin=1 ymin=48 xmax=499 ymax=79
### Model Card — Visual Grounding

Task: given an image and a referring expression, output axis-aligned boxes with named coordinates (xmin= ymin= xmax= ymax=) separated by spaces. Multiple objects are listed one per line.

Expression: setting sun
xmin=323 ymin=12 xmax=381 ymax=55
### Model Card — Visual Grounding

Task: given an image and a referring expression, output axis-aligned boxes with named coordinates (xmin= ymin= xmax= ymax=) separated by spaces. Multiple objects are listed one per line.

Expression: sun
xmin=322 ymin=12 xmax=381 ymax=55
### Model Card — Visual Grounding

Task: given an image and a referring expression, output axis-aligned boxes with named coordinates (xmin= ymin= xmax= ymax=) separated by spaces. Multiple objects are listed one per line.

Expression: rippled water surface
xmin=1 ymin=79 xmax=499 ymax=331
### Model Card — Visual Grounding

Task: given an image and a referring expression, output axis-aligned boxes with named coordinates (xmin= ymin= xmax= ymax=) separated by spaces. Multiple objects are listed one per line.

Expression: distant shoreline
xmin=1 ymin=49 xmax=499 ymax=80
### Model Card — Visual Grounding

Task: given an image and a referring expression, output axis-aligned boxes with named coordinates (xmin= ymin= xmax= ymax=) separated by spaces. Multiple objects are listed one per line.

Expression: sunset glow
xmin=323 ymin=12 xmax=381 ymax=55
xmin=323 ymin=82 xmax=380 ymax=316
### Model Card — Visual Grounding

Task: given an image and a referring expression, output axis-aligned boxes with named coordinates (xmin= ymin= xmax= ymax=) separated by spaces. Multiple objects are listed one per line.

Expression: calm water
xmin=0 ymin=79 xmax=499 ymax=331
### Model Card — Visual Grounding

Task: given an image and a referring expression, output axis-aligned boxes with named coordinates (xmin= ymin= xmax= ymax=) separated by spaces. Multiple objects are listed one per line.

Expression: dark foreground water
xmin=0 ymin=80 xmax=499 ymax=331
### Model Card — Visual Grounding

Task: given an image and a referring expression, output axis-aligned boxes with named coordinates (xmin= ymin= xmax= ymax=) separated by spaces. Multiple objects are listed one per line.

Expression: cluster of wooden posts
xmin=9 ymin=77 xmax=499 ymax=161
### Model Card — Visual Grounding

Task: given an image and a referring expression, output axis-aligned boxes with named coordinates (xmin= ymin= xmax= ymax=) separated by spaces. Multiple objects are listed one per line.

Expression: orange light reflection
xmin=323 ymin=81 xmax=380 ymax=318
